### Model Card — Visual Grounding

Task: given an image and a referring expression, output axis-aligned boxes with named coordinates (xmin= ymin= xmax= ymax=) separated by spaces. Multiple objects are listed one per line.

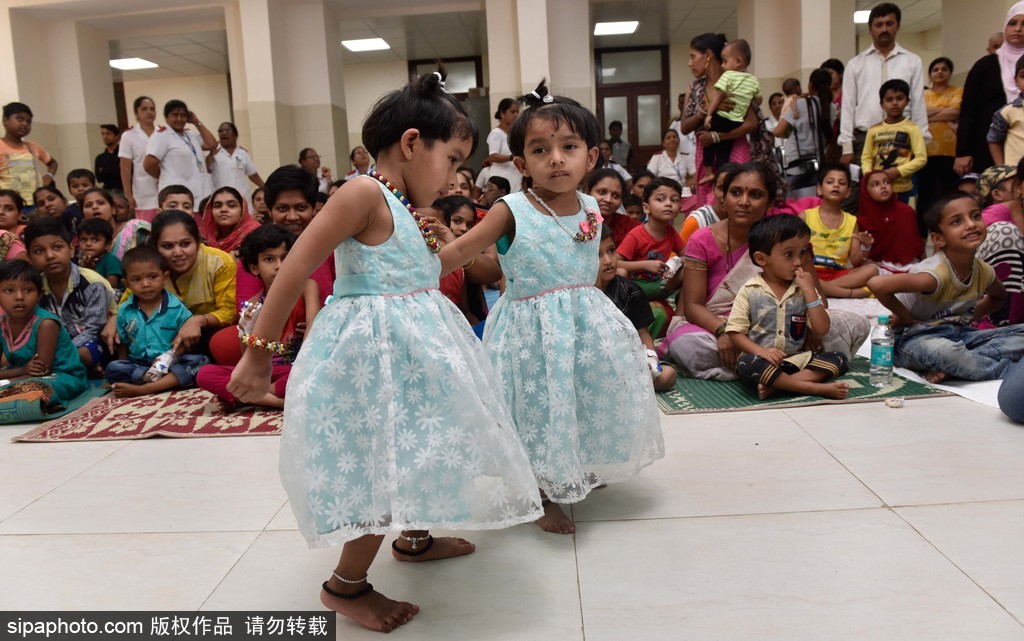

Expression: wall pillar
xmin=546 ymin=0 xmax=594 ymax=110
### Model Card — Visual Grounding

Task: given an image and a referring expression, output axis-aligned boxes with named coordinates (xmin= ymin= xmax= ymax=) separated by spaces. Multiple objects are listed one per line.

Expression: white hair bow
xmin=433 ymin=71 xmax=447 ymax=92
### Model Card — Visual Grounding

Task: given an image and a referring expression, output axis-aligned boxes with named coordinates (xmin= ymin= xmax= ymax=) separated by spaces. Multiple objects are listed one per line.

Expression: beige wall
xmin=121 ymin=74 xmax=234 ymax=139
xmin=342 ymin=61 xmax=410 ymax=152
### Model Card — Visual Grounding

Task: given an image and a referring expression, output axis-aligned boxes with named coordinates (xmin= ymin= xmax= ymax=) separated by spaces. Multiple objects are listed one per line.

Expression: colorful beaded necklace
xmin=526 ymin=188 xmax=600 ymax=243
xmin=370 ymin=170 xmax=442 ymax=253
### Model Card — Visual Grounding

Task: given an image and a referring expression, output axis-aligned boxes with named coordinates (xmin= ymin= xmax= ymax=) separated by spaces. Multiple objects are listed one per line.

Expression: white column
xmin=546 ymin=0 xmax=594 ymax=110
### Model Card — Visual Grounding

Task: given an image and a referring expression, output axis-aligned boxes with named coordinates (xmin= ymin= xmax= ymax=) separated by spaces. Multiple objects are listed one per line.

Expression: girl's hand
xmin=294 ymin=321 xmax=306 ymax=339
xmin=642 ymin=260 xmax=668 ymax=276
xmin=421 ymin=216 xmax=455 ymax=245
xmin=172 ymin=316 xmax=204 ymax=353
xmin=101 ymin=316 xmax=120 ymax=354
xmin=26 ymin=353 xmax=49 ymax=377
xmin=856 ymin=231 xmax=874 ymax=247
xmin=756 ymin=347 xmax=786 ymax=366
xmin=717 ymin=333 xmax=739 ymax=371
xmin=794 ymin=267 xmax=817 ymax=294
xmin=227 ymin=350 xmax=274 ymax=403
xmin=884 ymin=167 xmax=901 ymax=181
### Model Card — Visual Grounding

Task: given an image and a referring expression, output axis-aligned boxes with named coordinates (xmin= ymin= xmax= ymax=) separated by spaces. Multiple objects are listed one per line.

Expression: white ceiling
xmin=15 ymin=0 xmax=947 ymax=80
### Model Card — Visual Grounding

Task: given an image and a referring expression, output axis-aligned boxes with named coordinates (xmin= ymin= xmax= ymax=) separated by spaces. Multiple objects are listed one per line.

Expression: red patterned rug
xmin=11 ymin=388 xmax=282 ymax=442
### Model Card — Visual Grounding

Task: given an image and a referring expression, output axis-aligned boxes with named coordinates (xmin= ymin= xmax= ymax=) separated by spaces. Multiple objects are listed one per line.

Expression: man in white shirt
xmin=838 ymin=3 xmax=930 ymax=166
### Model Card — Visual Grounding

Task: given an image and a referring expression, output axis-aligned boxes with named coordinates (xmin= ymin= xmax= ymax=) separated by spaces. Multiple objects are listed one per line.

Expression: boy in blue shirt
xmin=105 ymin=246 xmax=207 ymax=397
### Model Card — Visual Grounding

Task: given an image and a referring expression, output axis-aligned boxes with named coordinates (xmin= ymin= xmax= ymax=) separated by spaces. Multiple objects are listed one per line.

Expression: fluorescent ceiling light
xmin=594 ymin=21 xmax=638 ymax=36
xmin=853 ymin=10 xmax=870 ymax=24
xmin=109 ymin=57 xmax=158 ymax=70
xmin=342 ymin=38 xmax=390 ymax=52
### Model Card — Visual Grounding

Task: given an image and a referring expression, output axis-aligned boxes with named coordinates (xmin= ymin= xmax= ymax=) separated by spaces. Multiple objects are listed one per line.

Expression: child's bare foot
xmin=320 ymin=581 xmax=419 ymax=633
xmin=757 ymin=383 xmax=776 ymax=400
xmin=536 ymin=501 xmax=575 ymax=534
xmin=391 ymin=534 xmax=475 ymax=562
xmin=111 ymin=383 xmax=145 ymax=398
xmin=812 ymin=381 xmax=850 ymax=399
xmin=924 ymin=370 xmax=948 ymax=384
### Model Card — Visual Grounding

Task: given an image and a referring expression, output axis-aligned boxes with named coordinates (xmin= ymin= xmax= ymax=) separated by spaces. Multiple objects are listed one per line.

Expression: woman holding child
xmin=657 ymin=162 xmax=869 ymax=380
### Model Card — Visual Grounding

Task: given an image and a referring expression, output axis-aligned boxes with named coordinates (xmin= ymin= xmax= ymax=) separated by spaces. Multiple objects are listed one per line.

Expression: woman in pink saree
xmin=658 ymin=163 xmax=870 ymax=379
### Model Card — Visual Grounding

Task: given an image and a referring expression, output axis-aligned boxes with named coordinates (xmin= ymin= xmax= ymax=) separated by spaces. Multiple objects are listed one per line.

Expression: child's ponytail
xmin=411 ymin=62 xmax=449 ymax=99
xmin=507 ymin=79 xmax=600 ymax=158
xmin=518 ymin=79 xmax=553 ymax=110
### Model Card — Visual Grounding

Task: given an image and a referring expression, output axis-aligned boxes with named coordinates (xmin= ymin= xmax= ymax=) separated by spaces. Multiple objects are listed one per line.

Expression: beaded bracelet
xmin=239 ymin=332 xmax=290 ymax=355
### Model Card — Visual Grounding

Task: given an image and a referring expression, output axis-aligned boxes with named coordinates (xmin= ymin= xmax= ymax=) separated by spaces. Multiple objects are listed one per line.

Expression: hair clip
xmin=433 ymin=71 xmax=447 ymax=92
xmin=529 ymin=90 xmax=553 ymax=104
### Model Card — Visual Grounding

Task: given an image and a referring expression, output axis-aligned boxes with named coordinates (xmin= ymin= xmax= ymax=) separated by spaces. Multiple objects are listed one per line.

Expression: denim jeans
xmin=895 ymin=324 xmax=1024 ymax=381
xmin=106 ymin=354 xmax=209 ymax=387
xmin=999 ymin=358 xmax=1024 ymax=423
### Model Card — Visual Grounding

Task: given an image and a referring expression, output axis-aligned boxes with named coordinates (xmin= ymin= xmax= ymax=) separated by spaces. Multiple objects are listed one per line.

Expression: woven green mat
xmin=657 ymin=356 xmax=951 ymax=414
xmin=0 ymin=381 xmax=108 ymax=425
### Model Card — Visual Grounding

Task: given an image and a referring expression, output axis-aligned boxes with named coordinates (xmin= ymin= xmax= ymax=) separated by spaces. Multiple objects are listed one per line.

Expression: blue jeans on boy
xmin=105 ymin=355 xmax=209 ymax=388
xmin=998 ymin=358 xmax=1024 ymax=423
xmin=895 ymin=324 xmax=1024 ymax=381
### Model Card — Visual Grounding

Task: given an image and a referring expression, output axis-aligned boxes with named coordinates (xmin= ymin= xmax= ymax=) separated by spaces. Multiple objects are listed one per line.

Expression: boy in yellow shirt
xmin=861 ymin=79 xmax=927 ymax=203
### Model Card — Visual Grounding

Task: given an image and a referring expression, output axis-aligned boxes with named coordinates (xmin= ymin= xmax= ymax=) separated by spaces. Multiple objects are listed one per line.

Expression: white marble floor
xmin=2 ymin=394 xmax=1023 ymax=640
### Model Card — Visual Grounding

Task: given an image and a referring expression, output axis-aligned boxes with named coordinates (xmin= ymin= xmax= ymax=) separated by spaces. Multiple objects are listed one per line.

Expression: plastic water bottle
xmin=869 ymin=315 xmax=894 ymax=388
xmin=143 ymin=350 xmax=178 ymax=382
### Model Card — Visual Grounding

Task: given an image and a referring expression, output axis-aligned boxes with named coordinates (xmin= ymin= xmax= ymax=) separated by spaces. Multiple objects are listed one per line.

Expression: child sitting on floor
xmin=726 ymin=214 xmax=851 ymax=400
xmin=596 ymin=226 xmax=677 ymax=391
xmin=24 ymin=217 xmax=115 ymax=372
xmin=856 ymin=170 xmax=923 ymax=272
xmin=615 ymin=177 xmax=685 ymax=338
xmin=196 ymin=225 xmax=320 ymax=408
xmin=157 ymin=185 xmax=194 ymax=214
xmin=801 ymin=163 xmax=878 ymax=298
xmin=868 ymin=192 xmax=1024 ymax=383
xmin=0 ymin=260 xmax=86 ymax=406
xmin=106 ymin=246 xmax=208 ymax=397
xmin=77 ymin=218 xmax=122 ymax=291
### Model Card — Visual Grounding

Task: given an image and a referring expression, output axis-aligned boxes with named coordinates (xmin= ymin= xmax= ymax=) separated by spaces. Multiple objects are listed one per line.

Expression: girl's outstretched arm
xmin=438 ymin=202 xmax=515 ymax=276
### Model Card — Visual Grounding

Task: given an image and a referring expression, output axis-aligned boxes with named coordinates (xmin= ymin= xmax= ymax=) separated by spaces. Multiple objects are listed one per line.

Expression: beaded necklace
xmin=370 ymin=170 xmax=442 ymax=253
xmin=526 ymin=188 xmax=600 ymax=242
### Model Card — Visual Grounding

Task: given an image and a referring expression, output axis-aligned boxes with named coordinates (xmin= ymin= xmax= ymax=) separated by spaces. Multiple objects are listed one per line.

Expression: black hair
xmin=929 ymin=56 xmax=954 ymax=75
xmin=329 ymin=179 xmax=347 ymax=190
xmin=631 ymin=168 xmax=655 ymax=184
xmin=100 ymin=124 xmax=121 ymax=137
xmin=298 ymin=148 xmax=315 ymax=163
xmin=769 ymin=92 xmax=784 ymax=103
xmin=600 ymin=223 xmax=613 ymax=243
xmin=158 ymin=185 xmax=194 ymax=206
xmin=716 ymin=162 xmax=740 ymax=184
xmin=722 ymin=161 xmax=779 ymax=201
xmin=748 ymin=214 xmax=811 ymax=260
xmin=2 ymin=102 xmax=32 ymax=119
xmin=486 ymin=176 xmax=511 ymax=194
xmin=238 ymin=224 xmax=296 ymax=271
xmin=219 ymin=121 xmax=238 ymax=136
xmin=66 ymin=168 xmax=96 ymax=187
xmin=150 ymin=209 xmax=201 ymax=245
xmin=820 ymin=58 xmax=845 ymax=76
xmin=121 ymin=245 xmax=166 ymax=273
xmin=643 ymin=177 xmax=683 ymax=201
xmin=879 ymin=79 xmax=910 ymax=102
xmin=494 ymin=98 xmax=516 ymax=121
xmin=609 ymin=120 xmax=623 ymax=130
xmin=264 ymin=165 xmax=319 ymax=208
xmin=32 ymin=185 xmax=66 ymax=206
xmin=808 ymin=68 xmax=836 ymax=148
xmin=163 ymin=99 xmax=188 ymax=118
xmin=434 ymin=195 xmax=477 ymax=227
xmin=689 ymin=33 xmax=727 ymax=61
xmin=132 ymin=96 xmax=154 ymax=113
xmin=924 ymin=192 xmax=976 ymax=235
xmin=315 ymin=192 xmax=329 ymax=205
xmin=208 ymin=186 xmax=244 ymax=210
xmin=662 ymin=128 xmax=680 ymax=140
xmin=348 ymin=145 xmax=367 ymax=161
xmin=509 ymin=79 xmax=601 ymax=159
xmin=1016 ymin=54 xmax=1024 ymax=77
xmin=252 ymin=187 xmax=265 ymax=203
xmin=0 ymin=189 xmax=25 ymax=212
xmin=23 ymin=216 xmax=72 ymax=247
xmin=782 ymin=78 xmax=802 ymax=95
xmin=622 ymin=193 xmax=643 ymax=208
xmin=197 ymin=197 xmax=210 ymax=214
xmin=869 ymin=3 xmax=901 ymax=25
xmin=0 ymin=259 xmax=42 ymax=291
xmin=79 ymin=187 xmax=115 ymax=211
xmin=585 ymin=167 xmax=627 ymax=194
xmin=78 ymin=217 xmax=114 ymax=243
xmin=361 ymin=65 xmax=479 ymax=159
xmin=726 ymin=38 xmax=752 ymax=65
xmin=816 ymin=162 xmax=851 ymax=185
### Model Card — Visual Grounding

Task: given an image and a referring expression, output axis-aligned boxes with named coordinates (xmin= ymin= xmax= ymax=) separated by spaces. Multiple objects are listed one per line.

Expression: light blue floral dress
xmin=483 ymin=191 xmax=664 ymax=503
xmin=281 ymin=178 xmax=543 ymax=548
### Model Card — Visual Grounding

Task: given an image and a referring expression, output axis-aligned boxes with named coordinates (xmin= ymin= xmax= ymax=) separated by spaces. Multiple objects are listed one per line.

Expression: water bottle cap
xmin=878 ymin=315 xmax=889 ymax=324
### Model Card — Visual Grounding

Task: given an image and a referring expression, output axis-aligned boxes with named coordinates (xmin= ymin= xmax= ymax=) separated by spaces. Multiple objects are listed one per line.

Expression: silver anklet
xmin=399 ymin=533 xmax=430 ymax=550
xmin=332 ymin=571 xmax=367 ymax=584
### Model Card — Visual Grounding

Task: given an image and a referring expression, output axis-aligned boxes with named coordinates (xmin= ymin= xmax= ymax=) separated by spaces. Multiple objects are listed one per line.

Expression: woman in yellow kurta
xmin=919 ymin=57 xmax=963 ymax=232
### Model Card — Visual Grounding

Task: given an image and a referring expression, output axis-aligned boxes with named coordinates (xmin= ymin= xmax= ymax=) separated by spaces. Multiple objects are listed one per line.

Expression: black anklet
xmin=322 ymin=581 xmax=373 ymax=600
xmin=391 ymin=535 xmax=434 ymax=557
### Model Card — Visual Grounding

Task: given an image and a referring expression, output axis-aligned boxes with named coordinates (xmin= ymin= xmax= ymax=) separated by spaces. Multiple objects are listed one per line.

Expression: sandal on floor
xmin=391 ymin=535 xmax=434 ymax=557
xmin=321 ymin=581 xmax=373 ymax=600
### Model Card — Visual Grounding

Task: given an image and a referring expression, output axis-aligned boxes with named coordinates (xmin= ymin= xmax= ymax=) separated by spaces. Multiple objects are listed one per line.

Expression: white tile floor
xmin=2 ymin=395 xmax=1024 ymax=640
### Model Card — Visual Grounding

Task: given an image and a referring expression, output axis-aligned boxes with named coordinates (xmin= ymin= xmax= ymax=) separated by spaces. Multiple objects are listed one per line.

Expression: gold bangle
xmin=462 ymin=258 xmax=475 ymax=270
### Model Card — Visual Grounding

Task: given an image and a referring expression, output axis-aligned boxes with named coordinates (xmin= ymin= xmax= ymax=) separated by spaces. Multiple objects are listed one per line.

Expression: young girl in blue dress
xmin=0 ymin=260 xmax=86 ymax=407
xmin=227 ymin=70 xmax=542 ymax=633
xmin=438 ymin=81 xmax=664 ymax=535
